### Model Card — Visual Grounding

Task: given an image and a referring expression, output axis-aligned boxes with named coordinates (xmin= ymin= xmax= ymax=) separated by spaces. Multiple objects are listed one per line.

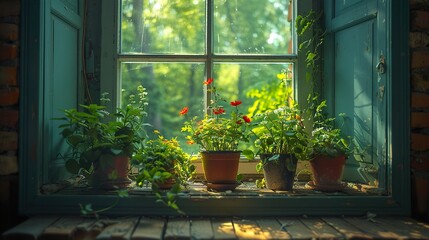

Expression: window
xmin=102 ymin=0 xmax=298 ymax=153
xmin=19 ymin=0 xmax=410 ymax=216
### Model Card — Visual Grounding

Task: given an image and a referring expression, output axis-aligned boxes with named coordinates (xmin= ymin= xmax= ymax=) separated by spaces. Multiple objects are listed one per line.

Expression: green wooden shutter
xmin=324 ymin=1 xmax=388 ymax=189
xmin=43 ymin=0 xmax=82 ymax=183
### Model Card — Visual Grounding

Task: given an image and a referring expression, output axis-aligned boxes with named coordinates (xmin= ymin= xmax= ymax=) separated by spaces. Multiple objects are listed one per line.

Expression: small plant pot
xmin=309 ymin=154 xmax=346 ymax=191
xmin=200 ymin=151 xmax=240 ymax=184
xmin=156 ymin=178 xmax=176 ymax=190
xmin=156 ymin=168 xmax=177 ymax=190
xmin=261 ymin=154 xmax=297 ymax=191
xmin=92 ymin=154 xmax=131 ymax=190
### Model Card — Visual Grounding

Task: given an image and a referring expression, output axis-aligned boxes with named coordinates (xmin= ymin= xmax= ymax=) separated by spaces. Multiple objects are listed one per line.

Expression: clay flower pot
xmin=92 ymin=154 xmax=131 ymax=190
xmin=201 ymin=151 xmax=240 ymax=184
xmin=308 ymin=154 xmax=346 ymax=191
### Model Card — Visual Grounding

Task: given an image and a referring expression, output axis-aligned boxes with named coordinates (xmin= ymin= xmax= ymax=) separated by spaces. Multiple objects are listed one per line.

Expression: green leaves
xmin=55 ymin=85 xmax=149 ymax=178
xmin=132 ymin=134 xmax=195 ymax=214
xmin=117 ymin=189 xmax=129 ymax=198
xmin=65 ymin=159 xmax=80 ymax=174
xmin=308 ymin=100 xmax=351 ymax=158
xmin=242 ymin=149 xmax=255 ymax=160
xmin=251 ymin=105 xmax=308 ymax=156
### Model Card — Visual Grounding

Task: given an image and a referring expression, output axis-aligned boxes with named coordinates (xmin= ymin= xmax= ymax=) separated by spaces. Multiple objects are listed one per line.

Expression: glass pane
xmin=214 ymin=0 xmax=293 ymax=54
xmin=120 ymin=62 xmax=204 ymax=154
xmin=120 ymin=0 xmax=206 ymax=54
xmin=212 ymin=63 xmax=294 ymax=151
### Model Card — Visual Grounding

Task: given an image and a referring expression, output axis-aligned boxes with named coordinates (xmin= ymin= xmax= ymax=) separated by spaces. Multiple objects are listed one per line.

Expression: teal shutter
xmin=324 ymin=1 xmax=387 ymax=189
xmin=43 ymin=0 xmax=82 ymax=183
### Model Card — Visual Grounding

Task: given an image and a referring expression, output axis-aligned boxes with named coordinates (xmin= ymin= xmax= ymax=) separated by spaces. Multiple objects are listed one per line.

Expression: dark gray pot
xmin=261 ymin=154 xmax=297 ymax=191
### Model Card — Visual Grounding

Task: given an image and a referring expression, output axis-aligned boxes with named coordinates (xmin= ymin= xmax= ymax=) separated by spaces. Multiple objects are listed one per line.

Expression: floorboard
xmin=164 ymin=218 xmax=191 ymax=240
xmin=211 ymin=218 xmax=237 ymax=240
xmin=321 ymin=217 xmax=373 ymax=239
xmin=277 ymin=217 xmax=314 ymax=240
xmin=255 ymin=218 xmax=291 ymax=239
xmin=232 ymin=218 xmax=266 ymax=239
xmin=131 ymin=217 xmax=165 ymax=240
xmin=190 ymin=218 xmax=214 ymax=240
xmin=300 ymin=217 xmax=345 ymax=239
xmin=2 ymin=215 xmax=429 ymax=240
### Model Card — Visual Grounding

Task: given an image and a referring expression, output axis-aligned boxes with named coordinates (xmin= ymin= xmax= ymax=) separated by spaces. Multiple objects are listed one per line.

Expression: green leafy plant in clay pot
xmin=132 ymin=131 xmax=195 ymax=213
xmin=180 ymin=78 xmax=251 ymax=191
xmin=57 ymin=86 xmax=149 ymax=190
xmin=248 ymin=104 xmax=308 ymax=191
xmin=306 ymin=99 xmax=351 ymax=191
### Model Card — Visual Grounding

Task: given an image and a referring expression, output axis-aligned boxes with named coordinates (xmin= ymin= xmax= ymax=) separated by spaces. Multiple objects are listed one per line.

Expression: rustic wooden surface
xmin=3 ymin=215 xmax=429 ymax=240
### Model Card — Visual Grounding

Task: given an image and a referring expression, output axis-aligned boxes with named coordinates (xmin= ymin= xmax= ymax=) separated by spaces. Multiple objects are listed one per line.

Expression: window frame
xmin=19 ymin=0 xmax=411 ymax=216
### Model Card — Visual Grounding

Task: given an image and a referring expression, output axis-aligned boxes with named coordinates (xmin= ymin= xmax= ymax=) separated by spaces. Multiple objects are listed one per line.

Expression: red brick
xmin=411 ymin=10 xmax=429 ymax=31
xmin=0 ymin=43 xmax=17 ymax=61
xmin=0 ymin=87 xmax=18 ymax=106
xmin=412 ymin=133 xmax=429 ymax=151
xmin=412 ymin=153 xmax=429 ymax=171
xmin=412 ymin=72 xmax=429 ymax=92
xmin=412 ymin=92 xmax=429 ymax=109
xmin=410 ymin=0 xmax=429 ymax=9
xmin=411 ymin=172 xmax=429 ymax=218
xmin=0 ymin=23 xmax=19 ymax=41
xmin=0 ymin=66 xmax=17 ymax=85
xmin=0 ymin=131 xmax=18 ymax=151
xmin=412 ymin=112 xmax=429 ymax=128
xmin=0 ymin=109 xmax=18 ymax=128
xmin=0 ymin=1 xmax=20 ymax=18
xmin=410 ymin=32 xmax=429 ymax=48
xmin=0 ymin=155 xmax=18 ymax=175
xmin=411 ymin=51 xmax=429 ymax=69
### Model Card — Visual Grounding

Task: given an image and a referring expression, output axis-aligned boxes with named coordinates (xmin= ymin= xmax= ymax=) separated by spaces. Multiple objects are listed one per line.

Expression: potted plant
xmin=132 ymin=131 xmax=195 ymax=213
xmin=306 ymin=99 xmax=351 ymax=191
xmin=249 ymin=105 xmax=308 ymax=191
xmin=57 ymin=85 xmax=149 ymax=190
xmin=180 ymin=78 xmax=251 ymax=191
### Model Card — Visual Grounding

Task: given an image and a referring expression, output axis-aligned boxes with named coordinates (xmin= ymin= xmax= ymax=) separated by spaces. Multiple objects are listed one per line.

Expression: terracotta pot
xmin=156 ymin=167 xmax=176 ymax=190
xmin=156 ymin=177 xmax=176 ymax=190
xmin=310 ymin=154 xmax=346 ymax=188
xmin=92 ymin=154 xmax=131 ymax=190
xmin=261 ymin=154 xmax=297 ymax=191
xmin=200 ymin=151 xmax=240 ymax=184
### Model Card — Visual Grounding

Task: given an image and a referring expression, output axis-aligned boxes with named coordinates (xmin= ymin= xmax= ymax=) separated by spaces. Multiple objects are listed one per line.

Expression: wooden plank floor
xmin=3 ymin=216 xmax=429 ymax=239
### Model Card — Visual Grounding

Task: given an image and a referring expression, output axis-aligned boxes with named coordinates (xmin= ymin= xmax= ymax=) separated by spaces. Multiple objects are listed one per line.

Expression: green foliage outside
xmin=119 ymin=0 xmax=294 ymax=154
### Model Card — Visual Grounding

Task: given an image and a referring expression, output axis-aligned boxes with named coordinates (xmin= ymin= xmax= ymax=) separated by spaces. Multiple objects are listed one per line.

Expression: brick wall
xmin=0 ymin=0 xmax=19 ymax=174
xmin=0 ymin=0 xmax=22 ymax=233
xmin=410 ymin=0 xmax=429 ymax=222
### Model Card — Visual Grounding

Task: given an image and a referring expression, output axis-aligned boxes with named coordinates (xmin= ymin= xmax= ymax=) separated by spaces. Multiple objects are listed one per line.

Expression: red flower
xmin=213 ymin=108 xmax=225 ymax=115
xmin=179 ymin=107 xmax=189 ymax=115
xmin=230 ymin=100 xmax=242 ymax=106
xmin=242 ymin=115 xmax=251 ymax=123
xmin=203 ymin=78 xmax=213 ymax=85
xmin=186 ymin=140 xmax=195 ymax=145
